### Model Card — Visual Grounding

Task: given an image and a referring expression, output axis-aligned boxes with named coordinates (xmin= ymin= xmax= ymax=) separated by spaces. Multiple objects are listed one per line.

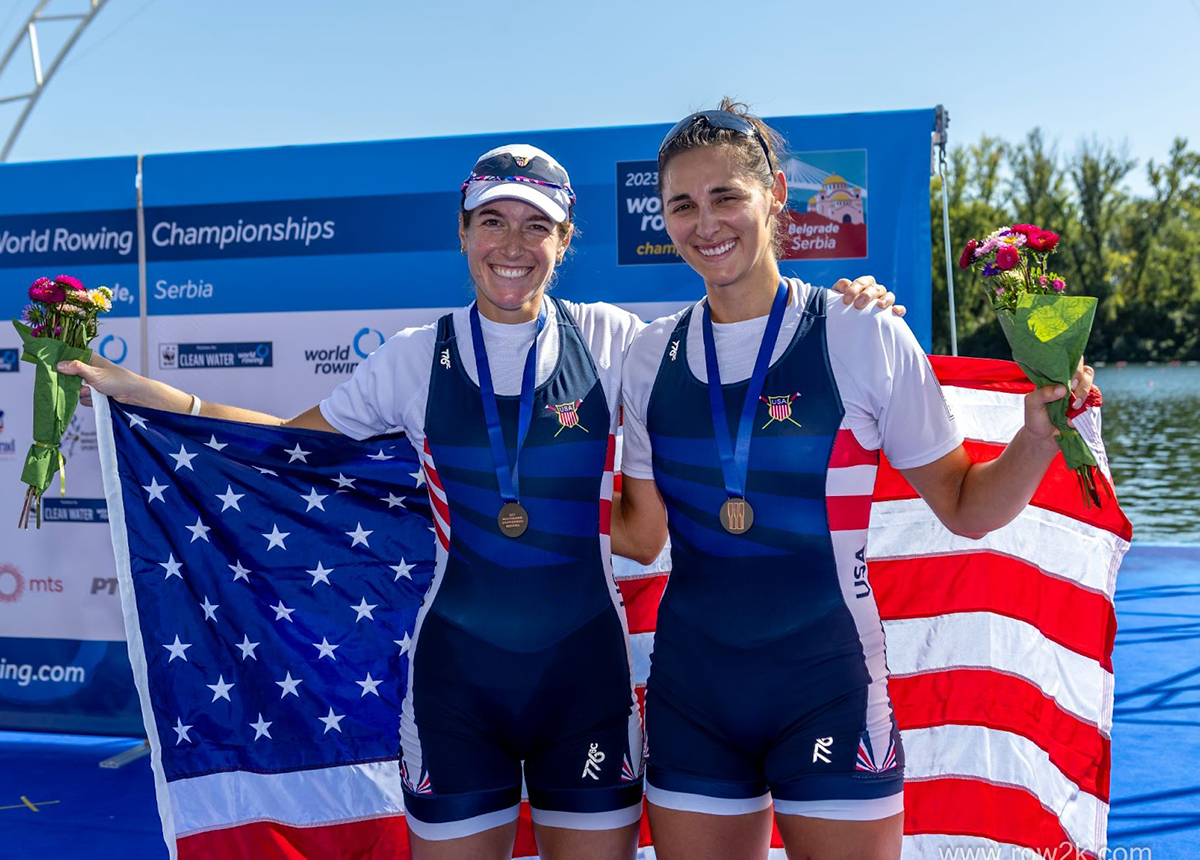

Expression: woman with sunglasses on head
xmin=62 ymin=141 xmax=896 ymax=860
xmin=614 ymin=102 xmax=1094 ymax=860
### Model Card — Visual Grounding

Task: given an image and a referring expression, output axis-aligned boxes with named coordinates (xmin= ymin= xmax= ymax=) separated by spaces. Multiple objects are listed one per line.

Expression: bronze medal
xmin=498 ymin=501 xmax=530 ymax=538
xmin=720 ymin=497 xmax=754 ymax=534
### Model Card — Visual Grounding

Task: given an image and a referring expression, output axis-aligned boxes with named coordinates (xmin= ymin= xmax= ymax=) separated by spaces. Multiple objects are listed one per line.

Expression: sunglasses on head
xmin=658 ymin=110 xmax=773 ymax=169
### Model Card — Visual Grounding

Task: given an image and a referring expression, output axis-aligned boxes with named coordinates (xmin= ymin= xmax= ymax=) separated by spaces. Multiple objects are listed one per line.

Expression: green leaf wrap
xmin=13 ymin=320 xmax=93 ymax=494
xmin=994 ymin=295 xmax=1098 ymax=471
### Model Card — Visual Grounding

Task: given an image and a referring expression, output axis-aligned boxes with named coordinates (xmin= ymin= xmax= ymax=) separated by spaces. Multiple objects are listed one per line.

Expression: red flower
xmin=54 ymin=274 xmax=85 ymax=291
xmin=958 ymin=239 xmax=978 ymax=269
xmin=996 ymin=245 xmax=1020 ymax=270
xmin=1026 ymin=230 xmax=1059 ymax=252
xmin=1010 ymin=224 xmax=1039 ymax=236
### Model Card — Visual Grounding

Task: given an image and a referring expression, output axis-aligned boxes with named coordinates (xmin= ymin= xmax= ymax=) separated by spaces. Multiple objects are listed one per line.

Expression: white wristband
xmin=189 ymin=395 xmax=202 ymax=416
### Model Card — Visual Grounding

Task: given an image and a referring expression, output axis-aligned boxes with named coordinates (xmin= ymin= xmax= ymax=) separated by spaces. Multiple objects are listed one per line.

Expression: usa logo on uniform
xmin=759 ymin=392 xmax=802 ymax=428
xmin=546 ymin=399 xmax=588 ymax=436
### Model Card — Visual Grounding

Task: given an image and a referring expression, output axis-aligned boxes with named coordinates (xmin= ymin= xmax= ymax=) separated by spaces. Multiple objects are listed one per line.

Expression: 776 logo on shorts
xmin=581 ymin=742 xmax=605 ymax=779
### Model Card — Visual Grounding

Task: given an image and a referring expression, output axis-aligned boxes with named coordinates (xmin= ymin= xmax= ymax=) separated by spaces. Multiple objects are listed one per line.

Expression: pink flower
xmin=30 ymin=324 xmax=45 ymax=337
xmin=55 ymin=274 xmax=85 ymax=291
xmin=996 ymin=245 xmax=1020 ymax=270
xmin=995 ymin=286 xmax=1006 ymax=295
xmin=1011 ymin=224 xmax=1038 ymax=236
xmin=1039 ymin=276 xmax=1049 ymax=286
xmin=29 ymin=279 xmax=66 ymax=303
xmin=1052 ymin=279 xmax=1066 ymax=291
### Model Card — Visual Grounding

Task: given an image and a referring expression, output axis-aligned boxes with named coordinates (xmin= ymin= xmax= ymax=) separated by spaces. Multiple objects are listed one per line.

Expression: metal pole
xmin=137 ymin=154 xmax=149 ymax=377
xmin=0 ymin=0 xmax=109 ymax=162
xmin=935 ymin=106 xmax=958 ymax=356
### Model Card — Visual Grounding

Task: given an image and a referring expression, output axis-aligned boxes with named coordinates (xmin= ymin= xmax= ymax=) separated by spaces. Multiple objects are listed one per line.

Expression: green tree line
xmin=930 ymin=130 xmax=1200 ymax=360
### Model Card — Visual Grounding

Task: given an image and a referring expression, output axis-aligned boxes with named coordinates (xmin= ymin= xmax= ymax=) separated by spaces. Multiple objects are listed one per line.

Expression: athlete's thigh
xmin=775 ymin=810 xmax=902 ymax=860
xmin=408 ymin=819 xmax=518 ymax=860
xmin=646 ymin=802 xmax=773 ymax=860
xmin=532 ymin=820 xmax=640 ymax=860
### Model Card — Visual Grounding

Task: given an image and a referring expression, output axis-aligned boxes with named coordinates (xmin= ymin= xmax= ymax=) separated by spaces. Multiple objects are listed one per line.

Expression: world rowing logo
xmin=546 ymin=399 xmax=588 ymax=436
xmin=759 ymin=392 xmax=801 ymax=429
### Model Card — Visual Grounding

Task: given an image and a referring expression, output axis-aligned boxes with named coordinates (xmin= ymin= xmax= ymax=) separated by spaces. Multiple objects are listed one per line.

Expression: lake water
xmin=1093 ymin=363 xmax=1200 ymax=543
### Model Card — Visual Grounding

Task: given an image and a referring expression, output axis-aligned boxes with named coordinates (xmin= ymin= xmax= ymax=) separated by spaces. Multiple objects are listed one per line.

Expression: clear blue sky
xmin=2 ymin=0 xmax=1197 ymax=193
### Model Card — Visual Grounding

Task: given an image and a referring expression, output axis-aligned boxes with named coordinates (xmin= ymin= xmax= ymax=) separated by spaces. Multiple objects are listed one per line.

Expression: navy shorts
xmin=400 ymin=608 xmax=644 ymax=839
xmin=644 ymin=628 xmax=904 ymax=821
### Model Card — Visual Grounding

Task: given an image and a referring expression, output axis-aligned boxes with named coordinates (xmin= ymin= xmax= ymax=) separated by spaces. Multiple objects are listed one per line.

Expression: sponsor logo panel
xmin=96 ymin=334 xmax=129 ymax=365
xmin=615 ymin=160 xmax=678 ymax=266
xmin=159 ymin=341 xmax=273 ymax=370
xmin=0 ymin=347 xmax=18 ymax=372
xmin=41 ymin=498 xmax=108 ymax=524
xmin=304 ymin=327 xmax=384 ymax=375
xmin=0 ymin=562 xmax=65 ymax=604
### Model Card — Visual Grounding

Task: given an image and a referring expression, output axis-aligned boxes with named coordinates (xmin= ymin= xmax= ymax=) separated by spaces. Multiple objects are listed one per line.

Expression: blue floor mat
xmin=1108 ymin=544 xmax=1200 ymax=857
xmin=0 ymin=731 xmax=166 ymax=860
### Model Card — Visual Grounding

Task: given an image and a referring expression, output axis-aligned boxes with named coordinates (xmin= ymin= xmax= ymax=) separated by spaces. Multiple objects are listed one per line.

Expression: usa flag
xmin=96 ymin=395 xmax=435 ymax=860
xmin=99 ymin=354 xmax=1130 ymax=860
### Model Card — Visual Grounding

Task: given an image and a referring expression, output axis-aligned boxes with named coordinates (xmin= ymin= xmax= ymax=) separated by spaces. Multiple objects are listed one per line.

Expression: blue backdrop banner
xmin=0 ymin=109 xmax=935 ymax=735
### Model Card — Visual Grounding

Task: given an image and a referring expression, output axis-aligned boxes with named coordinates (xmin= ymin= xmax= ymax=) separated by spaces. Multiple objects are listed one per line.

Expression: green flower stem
xmin=12 ymin=320 xmax=92 ymax=527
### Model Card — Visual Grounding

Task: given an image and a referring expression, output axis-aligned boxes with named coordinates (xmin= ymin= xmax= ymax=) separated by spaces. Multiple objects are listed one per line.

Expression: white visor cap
xmin=462 ymin=144 xmax=574 ymax=224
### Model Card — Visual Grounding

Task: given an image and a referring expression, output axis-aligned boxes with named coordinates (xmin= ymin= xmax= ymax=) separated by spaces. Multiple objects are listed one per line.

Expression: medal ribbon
xmin=470 ymin=301 xmax=546 ymax=504
xmin=702 ymin=281 xmax=788 ymax=501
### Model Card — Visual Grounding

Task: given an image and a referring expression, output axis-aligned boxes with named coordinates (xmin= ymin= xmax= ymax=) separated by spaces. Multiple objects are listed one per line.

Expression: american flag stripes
xmin=612 ymin=355 xmax=1129 ymax=859
xmin=99 ymin=354 xmax=1128 ymax=860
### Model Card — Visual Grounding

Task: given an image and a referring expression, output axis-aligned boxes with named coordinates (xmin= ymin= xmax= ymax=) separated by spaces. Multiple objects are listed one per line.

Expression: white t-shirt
xmin=320 ymin=297 xmax=643 ymax=454
xmin=620 ymin=279 xmax=962 ymax=479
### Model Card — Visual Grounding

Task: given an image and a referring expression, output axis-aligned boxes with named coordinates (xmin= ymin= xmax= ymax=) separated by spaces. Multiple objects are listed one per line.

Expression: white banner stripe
xmin=170 ymin=760 xmax=406 ymax=835
xmin=868 ymin=498 xmax=1126 ymax=597
xmin=903 ymin=724 xmax=1107 ymax=855
xmin=883 ymin=613 xmax=1111 ymax=733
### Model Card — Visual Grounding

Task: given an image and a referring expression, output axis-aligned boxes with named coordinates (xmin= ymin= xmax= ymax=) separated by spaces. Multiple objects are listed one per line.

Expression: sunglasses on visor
xmin=658 ymin=110 xmax=774 ymax=170
xmin=462 ymin=152 xmax=575 ymax=202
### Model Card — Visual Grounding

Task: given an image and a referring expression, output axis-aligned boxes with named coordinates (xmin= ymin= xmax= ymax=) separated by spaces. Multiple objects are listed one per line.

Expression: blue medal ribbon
xmin=702 ymin=281 xmax=789 ymax=502
xmin=469 ymin=301 xmax=547 ymax=504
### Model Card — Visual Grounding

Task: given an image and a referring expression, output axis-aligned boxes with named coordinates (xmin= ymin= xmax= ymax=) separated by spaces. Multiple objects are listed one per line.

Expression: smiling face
xmin=459 ymin=198 xmax=571 ymax=323
xmin=660 ymin=145 xmax=786 ymax=297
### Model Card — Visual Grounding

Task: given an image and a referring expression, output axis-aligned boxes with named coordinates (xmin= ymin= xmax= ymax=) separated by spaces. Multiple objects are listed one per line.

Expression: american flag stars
xmin=143 ymin=476 xmax=169 ymax=503
xmin=346 ymin=523 xmax=373 ymax=547
xmin=262 ymin=524 xmax=290 ymax=550
xmin=216 ymin=485 xmax=245 ymax=512
xmin=107 ymin=400 xmax=434 ymax=780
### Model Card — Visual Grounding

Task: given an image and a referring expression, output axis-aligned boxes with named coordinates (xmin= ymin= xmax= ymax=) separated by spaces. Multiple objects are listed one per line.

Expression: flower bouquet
xmin=12 ymin=275 xmax=113 ymax=528
xmin=959 ymin=225 xmax=1103 ymax=506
